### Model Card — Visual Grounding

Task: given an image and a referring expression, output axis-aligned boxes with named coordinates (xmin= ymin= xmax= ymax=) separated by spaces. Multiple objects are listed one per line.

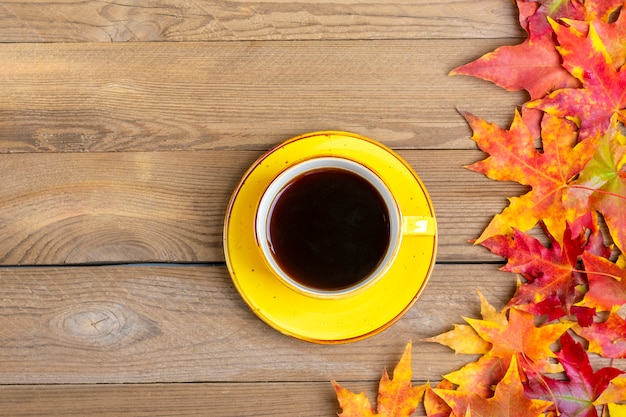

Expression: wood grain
xmin=1 ymin=263 xmax=623 ymax=385
xmin=0 ymin=263 xmax=514 ymax=384
xmin=0 ymin=149 xmax=520 ymax=265
xmin=0 ymin=0 xmax=524 ymax=42
xmin=0 ymin=383 xmax=344 ymax=417
xmin=3 ymin=1 xmax=603 ymax=415
xmin=0 ymin=40 xmax=527 ymax=153
xmin=0 ymin=381 xmax=437 ymax=417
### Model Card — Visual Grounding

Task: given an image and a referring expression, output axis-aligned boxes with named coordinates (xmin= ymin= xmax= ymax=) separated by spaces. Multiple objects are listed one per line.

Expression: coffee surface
xmin=268 ymin=168 xmax=390 ymax=291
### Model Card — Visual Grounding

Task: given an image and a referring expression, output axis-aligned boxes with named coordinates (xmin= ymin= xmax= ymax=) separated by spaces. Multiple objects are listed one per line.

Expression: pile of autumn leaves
xmin=333 ymin=0 xmax=626 ymax=416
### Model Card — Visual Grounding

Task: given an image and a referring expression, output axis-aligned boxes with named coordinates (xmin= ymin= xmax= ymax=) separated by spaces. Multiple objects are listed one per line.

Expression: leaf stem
xmin=572 ymin=268 xmax=622 ymax=282
xmin=520 ymin=352 xmax=561 ymax=416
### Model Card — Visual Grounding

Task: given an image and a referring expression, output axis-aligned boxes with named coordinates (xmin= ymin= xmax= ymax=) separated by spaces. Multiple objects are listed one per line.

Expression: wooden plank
xmin=0 ymin=40 xmax=526 ymax=153
xmin=0 ymin=263 xmax=516 ymax=384
xmin=0 ymin=149 xmax=518 ymax=265
xmin=0 ymin=382 xmax=346 ymax=417
xmin=2 ymin=264 xmax=621 ymax=385
xmin=0 ymin=381 xmax=444 ymax=417
xmin=0 ymin=0 xmax=524 ymax=42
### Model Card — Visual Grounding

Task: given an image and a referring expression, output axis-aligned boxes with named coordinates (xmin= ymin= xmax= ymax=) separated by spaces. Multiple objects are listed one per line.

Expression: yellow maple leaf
xmin=424 ymin=291 xmax=505 ymax=355
xmin=332 ymin=342 xmax=426 ymax=417
xmin=595 ymin=375 xmax=626 ymax=405
xmin=609 ymin=403 xmax=626 ymax=417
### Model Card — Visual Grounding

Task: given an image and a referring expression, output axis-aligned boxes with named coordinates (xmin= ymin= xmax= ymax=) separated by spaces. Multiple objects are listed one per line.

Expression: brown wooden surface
xmin=0 ymin=1 xmax=578 ymax=416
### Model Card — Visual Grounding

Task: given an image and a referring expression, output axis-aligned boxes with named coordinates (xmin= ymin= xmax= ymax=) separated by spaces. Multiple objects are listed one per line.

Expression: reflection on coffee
xmin=267 ymin=168 xmax=390 ymax=291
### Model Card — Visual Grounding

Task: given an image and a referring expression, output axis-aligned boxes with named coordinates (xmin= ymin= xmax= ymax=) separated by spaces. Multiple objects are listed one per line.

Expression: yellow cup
xmin=255 ymin=156 xmax=435 ymax=299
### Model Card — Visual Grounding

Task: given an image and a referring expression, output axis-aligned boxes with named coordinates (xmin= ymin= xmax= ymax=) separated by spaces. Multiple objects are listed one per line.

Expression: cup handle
xmin=402 ymin=216 xmax=436 ymax=236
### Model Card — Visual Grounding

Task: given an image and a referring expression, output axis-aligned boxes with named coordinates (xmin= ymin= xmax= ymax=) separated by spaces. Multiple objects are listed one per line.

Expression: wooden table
xmin=0 ymin=1 xmax=528 ymax=415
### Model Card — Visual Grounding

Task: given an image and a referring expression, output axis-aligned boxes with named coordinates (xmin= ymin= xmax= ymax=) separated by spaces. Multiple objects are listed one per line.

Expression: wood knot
xmin=49 ymin=302 xmax=160 ymax=350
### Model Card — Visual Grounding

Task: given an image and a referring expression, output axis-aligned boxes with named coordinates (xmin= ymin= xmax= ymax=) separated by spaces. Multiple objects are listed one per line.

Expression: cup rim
xmin=255 ymin=156 xmax=401 ymax=299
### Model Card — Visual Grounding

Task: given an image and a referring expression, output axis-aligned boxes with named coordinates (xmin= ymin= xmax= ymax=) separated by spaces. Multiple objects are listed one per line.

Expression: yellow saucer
xmin=223 ymin=131 xmax=437 ymax=343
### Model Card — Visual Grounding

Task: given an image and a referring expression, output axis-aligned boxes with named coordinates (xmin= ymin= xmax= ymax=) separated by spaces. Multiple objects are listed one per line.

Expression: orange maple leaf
xmin=423 ymin=380 xmax=454 ymax=417
xmin=466 ymin=307 xmax=571 ymax=374
xmin=464 ymin=111 xmax=597 ymax=244
xmin=434 ymin=356 xmax=552 ymax=417
xmin=332 ymin=342 xmax=426 ymax=417
xmin=428 ymin=295 xmax=570 ymax=397
xmin=442 ymin=354 xmax=508 ymax=399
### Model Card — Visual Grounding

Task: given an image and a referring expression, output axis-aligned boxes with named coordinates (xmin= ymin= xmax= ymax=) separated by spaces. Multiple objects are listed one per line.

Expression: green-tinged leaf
xmin=567 ymin=119 xmax=626 ymax=253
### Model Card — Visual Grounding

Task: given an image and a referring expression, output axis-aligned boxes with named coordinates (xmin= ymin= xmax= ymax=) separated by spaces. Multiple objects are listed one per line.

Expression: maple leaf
xmin=429 ymin=297 xmax=569 ymax=396
xmin=332 ymin=342 xmax=426 ymax=417
xmin=527 ymin=19 xmax=626 ymax=140
xmin=440 ymin=307 xmax=570 ymax=397
xmin=441 ymin=354 xmax=508 ymax=399
xmin=480 ymin=217 xmax=609 ymax=320
xmin=595 ymin=375 xmax=626 ymax=406
xmin=524 ymin=0 xmax=589 ymax=37
xmin=609 ymin=403 xmax=626 ymax=417
xmin=424 ymin=291 xmax=505 ymax=355
xmin=566 ymin=9 xmax=626 ymax=68
xmin=579 ymin=251 xmax=626 ymax=311
xmin=567 ymin=119 xmax=626 ymax=254
xmin=423 ymin=380 xmax=454 ymax=417
xmin=466 ymin=307 xmax=571 ymax=374
xmin=450 ymin=0 xmax=581 ymax=101
xmin=575 ymin=307 xmax=626 ymax=358
xmin=435 ymin=356 xmax=551 ymax=417
xmin=465 ymin=111 xmax=597 ymax=244
xmin=582 ymin=0 xmax=624 ymax=21
xmin=594 ymin=9 xmax=626 ymax=68
xmin=426 ymin=293 xmax=512 ymax=397
xmin=425 ymin=323 xmax=490 ymax=356
xmin=525 ymin=332 xmax=623 ymax=417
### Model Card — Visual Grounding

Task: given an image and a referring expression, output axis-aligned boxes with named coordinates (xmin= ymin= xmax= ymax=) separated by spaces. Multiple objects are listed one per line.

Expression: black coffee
xmin=267 ymin=168 xmax=390 ymax=291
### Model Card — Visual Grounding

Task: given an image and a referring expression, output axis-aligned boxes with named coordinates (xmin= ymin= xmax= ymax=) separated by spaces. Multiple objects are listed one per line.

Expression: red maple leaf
xmin=527 ymin=19 xmax=626 ymax=140
xmin=575 ymin=307 xmax=626 ymax=358
xmin=450 ymin=0 xmax=582 ymax=101
xmin=480 ymin=216 xmax=610 ymax=320
xmin=525 ymin=332 xmax=623 ymax=417
xmin=579 ymin=251 xmax=626 ymax=311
